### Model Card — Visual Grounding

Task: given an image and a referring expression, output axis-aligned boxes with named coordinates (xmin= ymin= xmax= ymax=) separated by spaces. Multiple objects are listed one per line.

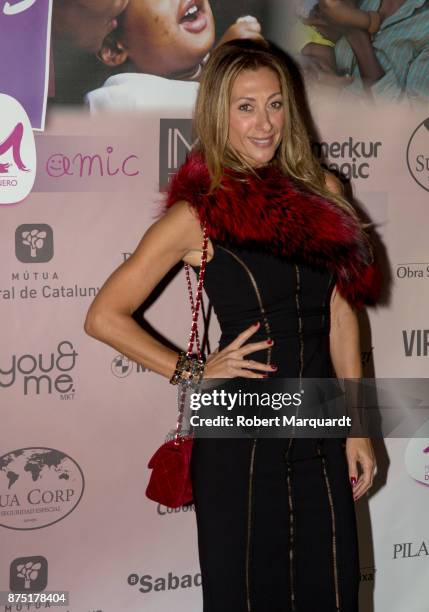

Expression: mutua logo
xmin=10 ymin=555 xmax=48 ymax=591
xmin=0 ymin=93 xmax=36 ymax=205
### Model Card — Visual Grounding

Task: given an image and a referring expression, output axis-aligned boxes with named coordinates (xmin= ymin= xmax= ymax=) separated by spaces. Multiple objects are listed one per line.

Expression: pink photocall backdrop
xmin=1 ymin=84 xmax=429 ymax=612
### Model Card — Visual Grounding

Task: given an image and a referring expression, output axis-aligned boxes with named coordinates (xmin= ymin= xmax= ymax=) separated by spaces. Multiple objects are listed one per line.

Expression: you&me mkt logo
xmin=0 ymin=340 xmax=78 ymax=396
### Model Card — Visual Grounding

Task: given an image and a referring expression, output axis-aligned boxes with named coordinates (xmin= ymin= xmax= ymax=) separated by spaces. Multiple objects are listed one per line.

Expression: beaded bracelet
xmin=169 ymin=351 xmax=205 ymax=388
xmin=169 ymin=350 xmax=187 ymax=385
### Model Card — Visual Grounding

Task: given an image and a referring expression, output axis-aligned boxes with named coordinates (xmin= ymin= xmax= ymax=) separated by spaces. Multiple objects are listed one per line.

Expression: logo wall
xmin=0 ymin=94 xmax=36 ymax=205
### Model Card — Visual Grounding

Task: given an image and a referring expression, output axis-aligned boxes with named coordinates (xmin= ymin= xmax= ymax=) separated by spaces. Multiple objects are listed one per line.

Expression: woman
xmin=85 ymin=39 xmax=379 ymax=611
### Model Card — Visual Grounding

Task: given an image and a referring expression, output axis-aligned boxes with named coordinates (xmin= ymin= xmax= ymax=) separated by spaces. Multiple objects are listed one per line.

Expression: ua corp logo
xmin=0 ymin=122 xmax=29 ymax=174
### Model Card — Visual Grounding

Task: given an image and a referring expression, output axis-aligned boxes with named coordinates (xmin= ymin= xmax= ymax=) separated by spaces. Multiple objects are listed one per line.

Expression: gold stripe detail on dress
xmin=322 ymin=272 xmax=334 ymax=327
xmin=286 ymin=459 xmax=296 ymax=611
xmin=285 ymin=438 xmax=295 ymax=609
xmin=217 ymin=246 xmax=272 ymax=364
xmin=316 ymin=443 xmax=341 ymax=611
xmin=246 ymin=437 xmax=257 ymax=612
xmin=217 ymin=247 xmax=270 ymax=611
xmin=294 ymin=264 xmax=304 ymax=382
xmin=285 ymin=265 xmax=302 ymax=610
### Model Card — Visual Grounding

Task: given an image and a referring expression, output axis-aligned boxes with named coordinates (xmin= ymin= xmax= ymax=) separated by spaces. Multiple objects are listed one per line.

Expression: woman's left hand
xmin=345 ymin=437 xmax=377 ymax=501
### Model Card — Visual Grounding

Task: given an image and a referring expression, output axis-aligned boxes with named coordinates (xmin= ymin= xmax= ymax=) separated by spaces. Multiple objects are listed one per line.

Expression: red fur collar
xmin=163 ymin=151 xmax=381 ymax=308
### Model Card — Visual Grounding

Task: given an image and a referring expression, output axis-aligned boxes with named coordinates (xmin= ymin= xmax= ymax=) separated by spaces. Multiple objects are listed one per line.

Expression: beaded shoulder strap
xmin=184 ymin=221 xmax=208 ymax=359
xmin=174 ymin=221 xmax=208 ymax=442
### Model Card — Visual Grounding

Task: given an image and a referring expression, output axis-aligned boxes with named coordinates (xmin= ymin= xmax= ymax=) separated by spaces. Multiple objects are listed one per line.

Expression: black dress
xmin=190 ymin=241 xmax=360 ymax=612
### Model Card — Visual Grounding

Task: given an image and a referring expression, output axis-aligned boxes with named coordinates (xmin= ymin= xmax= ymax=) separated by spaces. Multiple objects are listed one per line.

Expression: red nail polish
xmin=350 ymin=476 xmax=357 ymax=487
xmin=271 ymin=364 xmax=278 ymax=370
xmin=253 ymin=321 xmax=260 ymax=327
xmin=262 ymin=374 xmax=269 ymax=378
xmin=267 ymin=338 xmax=273 ymax=345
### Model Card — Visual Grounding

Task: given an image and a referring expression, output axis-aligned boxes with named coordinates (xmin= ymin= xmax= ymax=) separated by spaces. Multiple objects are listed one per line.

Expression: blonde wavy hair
xmin=192 ymin=38 xmax=364 ymax=226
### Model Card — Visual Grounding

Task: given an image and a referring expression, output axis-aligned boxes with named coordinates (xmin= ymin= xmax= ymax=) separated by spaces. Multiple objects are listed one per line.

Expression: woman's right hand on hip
xmin=203 ymin=321 xmax=276 ymax=379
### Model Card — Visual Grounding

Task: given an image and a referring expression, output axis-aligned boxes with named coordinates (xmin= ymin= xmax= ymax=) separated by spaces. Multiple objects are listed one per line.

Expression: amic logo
xmin=15 ymin=223 xmax=54 ymax=263
xmin=10 ymin=556 xmax=48 ymax=591
xmin=0 ymin=94 xmax=36 ymax=205
xmin=406 ymin=118 xmax=429 ymax=192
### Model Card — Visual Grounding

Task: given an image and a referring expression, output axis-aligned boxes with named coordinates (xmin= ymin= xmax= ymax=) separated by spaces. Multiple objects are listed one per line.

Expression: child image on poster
xmin=293 ymin=0 xmax=380 ymax=76
xmin=52 ymin=1 xmax=264 ymax=112
xmin=53 ymin=0 xmax=132 ymax=53
xmin=291 ymin=0 xmax=429 ymax=103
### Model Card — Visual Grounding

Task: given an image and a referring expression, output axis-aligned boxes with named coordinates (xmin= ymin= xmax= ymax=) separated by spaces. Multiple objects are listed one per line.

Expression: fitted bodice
xmin=192 ymin=240 xmax=336 ymax=378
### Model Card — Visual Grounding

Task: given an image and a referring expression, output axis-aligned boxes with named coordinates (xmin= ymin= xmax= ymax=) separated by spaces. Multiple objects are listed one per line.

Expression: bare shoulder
xmin=156 ymin=199 xmax=202 ymax=244
xmin=161 ymin=200 xmax=214 ymax=264
xmin=162 ymin=199 xmax=201 ymax=229
xmin=323 ymin=171 xmax=343 ymax=196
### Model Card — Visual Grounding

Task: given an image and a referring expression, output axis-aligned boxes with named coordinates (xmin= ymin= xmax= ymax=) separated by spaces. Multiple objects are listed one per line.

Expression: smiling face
xmin=103 ymin=0 xmax=215 ymax=77
xmin=228 ymin=67 xmax=285 ymax=168
xmin=46 ymin=154 xmax=67 ymax=177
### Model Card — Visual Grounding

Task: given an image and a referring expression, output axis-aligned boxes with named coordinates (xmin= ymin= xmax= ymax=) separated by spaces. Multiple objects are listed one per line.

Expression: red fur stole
xmin=163 ymin=151 xmax=381 ymax=309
